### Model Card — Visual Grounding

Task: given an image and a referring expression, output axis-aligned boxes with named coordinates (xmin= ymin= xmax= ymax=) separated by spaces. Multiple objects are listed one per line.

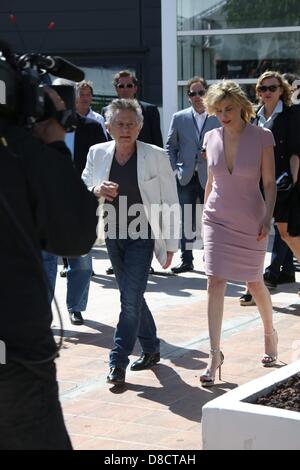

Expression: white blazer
xmin=82 ymin=140 xmax=180 ymax=266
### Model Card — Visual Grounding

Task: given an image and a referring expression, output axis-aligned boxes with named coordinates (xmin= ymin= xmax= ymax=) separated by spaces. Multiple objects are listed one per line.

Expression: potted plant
xmin=202 ymin=360 xmax=300 ymax=450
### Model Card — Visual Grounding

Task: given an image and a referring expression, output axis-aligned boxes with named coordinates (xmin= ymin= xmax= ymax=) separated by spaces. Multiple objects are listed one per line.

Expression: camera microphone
xmin=36 ymin=55 xmax=85 ymax=82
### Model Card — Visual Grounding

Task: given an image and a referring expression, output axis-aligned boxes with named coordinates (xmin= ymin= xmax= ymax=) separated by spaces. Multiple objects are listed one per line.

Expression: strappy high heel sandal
xmin=200 ymin=349 xmax=224 ymax=387
xmin=262 ymin=329 xmax=278 ymax=367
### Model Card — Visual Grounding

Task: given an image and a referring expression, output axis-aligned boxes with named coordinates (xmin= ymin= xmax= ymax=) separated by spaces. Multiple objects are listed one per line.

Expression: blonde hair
xmin=204 ymin=80 xmax=255 ymax=122
xmin=256 ymin=71 xmax=292 ymax=106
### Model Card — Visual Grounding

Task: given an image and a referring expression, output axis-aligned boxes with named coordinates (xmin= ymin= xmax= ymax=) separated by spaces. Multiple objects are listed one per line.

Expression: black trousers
xmin=177 ymin=174 xmax=205 ymax=263
xmin=0 ymin=360 xmax=72 ymax=450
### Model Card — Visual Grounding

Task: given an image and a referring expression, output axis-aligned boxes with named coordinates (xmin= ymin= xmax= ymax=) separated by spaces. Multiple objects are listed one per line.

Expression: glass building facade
xmin=176 ymin=0 xmax=300 ymax=108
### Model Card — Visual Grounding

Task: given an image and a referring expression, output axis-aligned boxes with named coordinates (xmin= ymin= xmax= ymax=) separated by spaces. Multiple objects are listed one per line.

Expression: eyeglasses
xmin=188 ymin=90 xmax=205 ymax=97
xmin=257 ymin=85 xmax=280 ymax=93
xmin=116 ymin=83 xmax=135 ymax=89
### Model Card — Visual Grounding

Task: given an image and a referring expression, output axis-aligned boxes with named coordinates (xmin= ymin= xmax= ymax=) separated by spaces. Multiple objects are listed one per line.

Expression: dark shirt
xmin=0 ymin=121 xmax=98 ymax=363
xmin=254 ymin=104 xmax=300 ymax=178
xmin=105 ymin=152 xmax=149 ymax=238
xmin=138 ymin=101 xmax=163 ymax=148
xmin=74 ymin=114 xmax=107 ymax=177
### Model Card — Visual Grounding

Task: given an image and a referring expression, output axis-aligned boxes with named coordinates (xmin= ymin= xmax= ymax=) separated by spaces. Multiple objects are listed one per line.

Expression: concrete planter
xmin=202 ymin=360 xmax=300 ymax=450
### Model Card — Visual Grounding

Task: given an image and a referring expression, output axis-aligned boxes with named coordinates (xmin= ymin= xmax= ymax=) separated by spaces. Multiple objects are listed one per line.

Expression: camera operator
xmin=0 ymin=47 xmax=98 ymax=449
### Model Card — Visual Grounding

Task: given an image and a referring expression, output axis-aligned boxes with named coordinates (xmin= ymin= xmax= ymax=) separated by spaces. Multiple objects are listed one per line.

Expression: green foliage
xmin=224 ymin=0 xmax=300 ymax=28
xmin=92 ymin=95 xmax=115 ymax=113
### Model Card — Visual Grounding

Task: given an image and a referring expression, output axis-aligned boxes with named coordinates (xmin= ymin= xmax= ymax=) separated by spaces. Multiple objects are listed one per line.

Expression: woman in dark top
xmin=255 ymin=72 xmax=300 ymax=225
xmin=240 ymin=71 xmax=300 ymax=307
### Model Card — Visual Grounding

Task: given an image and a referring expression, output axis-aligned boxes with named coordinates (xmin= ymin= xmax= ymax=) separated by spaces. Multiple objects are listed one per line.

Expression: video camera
xmin=0 ymin=41 xmax=84 ymax=131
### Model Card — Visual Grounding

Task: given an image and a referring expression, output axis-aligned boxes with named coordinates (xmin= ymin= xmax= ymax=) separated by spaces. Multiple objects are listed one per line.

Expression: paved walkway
xmin=52 ymin=239 xmax=300 ymax=450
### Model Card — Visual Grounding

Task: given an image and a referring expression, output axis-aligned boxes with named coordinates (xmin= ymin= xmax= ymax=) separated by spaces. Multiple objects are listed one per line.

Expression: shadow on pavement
xmin=114 ymin=364 xmax=238 ymax=423
xmin=90 ymin=271 xmax=245 ymax=299
xmin=53 ymin=321 xmax=213 ymax=372
xmin=273 ymin=304 xmax=300 ymax=317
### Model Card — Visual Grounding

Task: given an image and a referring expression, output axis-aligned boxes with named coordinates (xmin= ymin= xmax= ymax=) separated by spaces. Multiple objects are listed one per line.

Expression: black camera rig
xmin=0 ymin=41 xmax=84 ymax=130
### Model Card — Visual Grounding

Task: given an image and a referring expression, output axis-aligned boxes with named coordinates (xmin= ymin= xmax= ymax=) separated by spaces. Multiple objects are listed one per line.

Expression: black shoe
xmin=277 ymin=272 xmax=296 ymax=284
xmin=60 ymin=268 xmax=67 ymax=278
xmin=69 ymin=311 xmax=84 ymax=325
xmin=239 ymin=293 xmax=256 ymax=306
xmin=263 ymin=272 xmax=277 ymax=289
xmin=171 ymin=262 xmax=194 ymax=274
xmin=107 ymin=367 xmax=126 ymax=384
xmin=106 ymin=266 xmax=114 ymax=275
xmin=130 ymin=352 xmax=160 ymax=371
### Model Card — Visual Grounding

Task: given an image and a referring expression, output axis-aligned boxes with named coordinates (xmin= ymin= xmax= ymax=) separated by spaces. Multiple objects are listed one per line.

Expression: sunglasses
xmin=258 ymin=85 xmax=280 ymax=93
xmin=116 ymin=83 xmax=135 ymax=89
xmin=188 ymin=90 xmax=205 ymax=97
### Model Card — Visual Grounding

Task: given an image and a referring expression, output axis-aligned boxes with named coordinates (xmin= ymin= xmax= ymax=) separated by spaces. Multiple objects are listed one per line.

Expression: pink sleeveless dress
xmin=203 ymin=123 xmax=275 ymax=282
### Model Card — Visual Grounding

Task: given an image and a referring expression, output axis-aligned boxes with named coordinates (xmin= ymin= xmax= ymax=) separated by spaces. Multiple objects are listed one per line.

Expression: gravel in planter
xmin=256 ymin=373 xmax=300 ymax=412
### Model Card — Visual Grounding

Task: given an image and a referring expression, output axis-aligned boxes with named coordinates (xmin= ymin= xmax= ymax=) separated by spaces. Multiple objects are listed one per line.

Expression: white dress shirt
xmin=64 ymin=132 xmax=75 ymax=159
xmin=257 ymin=100 xmax=283 ymax=129
xmin=192 ymin=109 xmax=208 ymax=136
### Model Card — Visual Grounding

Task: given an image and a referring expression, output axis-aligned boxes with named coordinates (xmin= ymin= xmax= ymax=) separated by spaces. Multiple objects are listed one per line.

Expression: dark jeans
xmin=265 ymin=225 xmax=295 ymax=279
xmin=42 ymin=251 xmax=93 ymax=312
xmin=106 ymin=237 xmax=159 ymax=369
xmin=0 ymin=361 xmax=72 ymax=450
xmin=177 ymin=175 xmax=205 ymax=264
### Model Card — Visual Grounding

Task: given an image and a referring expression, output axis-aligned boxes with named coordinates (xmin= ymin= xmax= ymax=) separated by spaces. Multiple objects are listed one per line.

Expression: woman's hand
xmin=290 ymin=154 xmax=299 ymax=185
xmin=257 ymin=218 xmax=271 ymax=242
xmin=94 ymin=181 xmax=119 ymax=201
xmin=162 ymin=251 xmax=174 ymax=269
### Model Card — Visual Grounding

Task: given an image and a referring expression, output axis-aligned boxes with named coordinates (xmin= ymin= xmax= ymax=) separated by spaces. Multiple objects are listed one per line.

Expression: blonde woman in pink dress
xmin=200 ymin=81 xmax=277 ymax=387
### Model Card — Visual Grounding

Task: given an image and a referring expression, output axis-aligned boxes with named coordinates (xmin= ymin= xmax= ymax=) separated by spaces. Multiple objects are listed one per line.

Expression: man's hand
xmin=32 ymin=87 xmax=66 ymax=144
xmin=162 ymin=251 xmax=174 ymax=269
xmin=94 ymin=181 xmax=119 ymax=201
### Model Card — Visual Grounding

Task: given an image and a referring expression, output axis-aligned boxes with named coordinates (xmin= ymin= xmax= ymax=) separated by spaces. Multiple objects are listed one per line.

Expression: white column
xmin=161 ymin=0 xmax=178 ymax=144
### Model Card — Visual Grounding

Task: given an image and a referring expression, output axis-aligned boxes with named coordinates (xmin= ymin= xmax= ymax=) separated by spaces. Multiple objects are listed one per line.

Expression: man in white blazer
xmin=166 ymin=77 xmax=220 ymax=273
xmin=82 ymin=99 xmax=180 ymax=385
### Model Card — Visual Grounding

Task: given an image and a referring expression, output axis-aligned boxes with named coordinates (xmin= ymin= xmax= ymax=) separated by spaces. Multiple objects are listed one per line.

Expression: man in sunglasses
xmin=166 ymin=77 xmax=220 ymax=273
xmin=102 ymin=70 xmax=163 ymax=148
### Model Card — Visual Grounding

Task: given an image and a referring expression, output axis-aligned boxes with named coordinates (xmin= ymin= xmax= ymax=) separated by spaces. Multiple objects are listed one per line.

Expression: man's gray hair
xmin=105 ymin=99 xmax=144 ymax=127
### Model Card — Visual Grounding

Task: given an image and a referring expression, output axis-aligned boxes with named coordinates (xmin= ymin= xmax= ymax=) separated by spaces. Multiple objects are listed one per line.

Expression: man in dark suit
xmin=60 ymin=85 xmax=108 ymax=278
xmin=102 ymin=70 xmax=163 ymax=147
xmin=73 ymin=113 xmax=107 ymax=175
xmin=43 ymin=80 xmax=107 ymax=324
xmin=63 ymin=113 xmax=106 ymax=323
